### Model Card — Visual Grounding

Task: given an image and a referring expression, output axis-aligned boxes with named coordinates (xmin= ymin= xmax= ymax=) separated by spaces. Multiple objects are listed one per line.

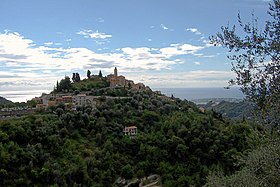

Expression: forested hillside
xmin=203 ymin=100 xmax=256 ymax=120
xmin=0 ymin=88 xmax=265 ymax=186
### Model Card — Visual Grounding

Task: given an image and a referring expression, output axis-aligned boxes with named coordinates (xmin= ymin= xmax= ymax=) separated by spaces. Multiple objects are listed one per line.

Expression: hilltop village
xmin=34 ymin=67 xmax=152 ymax=110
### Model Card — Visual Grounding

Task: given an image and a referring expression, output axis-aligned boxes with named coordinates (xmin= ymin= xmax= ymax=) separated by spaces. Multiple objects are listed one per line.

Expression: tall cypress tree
xmin=87 ymin=70 xmax=91 ymax=79
xmin=98 ymin=70 xmax=103 ymax=77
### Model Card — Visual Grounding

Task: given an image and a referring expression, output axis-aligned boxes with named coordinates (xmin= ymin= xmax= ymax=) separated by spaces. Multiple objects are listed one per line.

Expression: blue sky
xmin=0 ymin=0 xmax=272 ymax=101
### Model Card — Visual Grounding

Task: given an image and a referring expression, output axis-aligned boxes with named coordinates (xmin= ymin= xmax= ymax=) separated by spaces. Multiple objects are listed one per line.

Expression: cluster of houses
xmin=34 ymin=93 xmax=97 ymax=110
xmin=33 ymin=67 xmax=152 ymax=110
xmin=34 ymin=93 xmax=138 ymax=136
xmin=30 ymin=67 xmax=171 ymax=137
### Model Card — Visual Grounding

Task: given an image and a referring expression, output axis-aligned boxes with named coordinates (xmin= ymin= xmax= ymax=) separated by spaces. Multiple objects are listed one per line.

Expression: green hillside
xmin=72 ymin=76 xmax=110 ymax=91
xmin=53 ymin=74 xmax=110 ymax=93
xmin=0 ymin=87 xmax=266 ymax=186
xmin=203 ymin=100 xmax=256 ymax=120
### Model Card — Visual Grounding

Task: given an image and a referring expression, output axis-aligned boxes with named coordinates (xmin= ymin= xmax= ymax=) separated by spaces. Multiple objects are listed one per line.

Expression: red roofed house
xmin=123 ymin=126 xmax=137 ymax=136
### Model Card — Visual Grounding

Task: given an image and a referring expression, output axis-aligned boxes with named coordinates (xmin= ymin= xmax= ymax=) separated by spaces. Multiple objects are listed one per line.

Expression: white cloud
xmin=180 ymin=44 xmax=204 ymax=53
xmin=160 ymin=24 xmax=169 ymax=30
xmin=194 ymin=61 xmax=201 ymax=65
xmin=44 ymin=42 xmax=53 ymax=46
xmin=0 ymin=32 xmax=205 ymax=74
xmin=125 ymin=70 xmax=235 ymax=88
xmin=202 ymin=39 xmax=214 ymax=47
xmin=77 ymin=29 xmax=112 ymax=39
xmin=186 ymin=27 xmax=202 ymax=35
xmin=160 ymin=43 xmax=204 ymax=57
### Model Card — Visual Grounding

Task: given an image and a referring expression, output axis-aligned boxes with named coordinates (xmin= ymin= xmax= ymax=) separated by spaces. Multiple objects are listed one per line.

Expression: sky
xmin=0 ymin=0 xmax=272 ymax=102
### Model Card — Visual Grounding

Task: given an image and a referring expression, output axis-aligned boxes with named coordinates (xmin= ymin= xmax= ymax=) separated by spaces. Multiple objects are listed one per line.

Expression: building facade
xmin=73 ymin=94 xmax=97 ymax=108
xmin=123 ymin=126 xmax=137 ymax=136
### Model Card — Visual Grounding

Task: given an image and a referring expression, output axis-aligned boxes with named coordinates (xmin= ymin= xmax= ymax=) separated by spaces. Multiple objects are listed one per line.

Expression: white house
xmin=123 ymin=126 xmax=137 ymax=136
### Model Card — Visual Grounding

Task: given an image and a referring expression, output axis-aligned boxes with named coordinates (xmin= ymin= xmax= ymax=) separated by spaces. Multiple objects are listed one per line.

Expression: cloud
xmin=44 ymin=42 xmax=54 ymax=46
xmin=125 ymin=70 xmax=235 ymax=88
xmin=194 ymin=61 xmax=201 ymax=65
xmin=0 ymin=32 xmax=205 ymax=72
xmin=77 ymin=29 xmax=112 ymax=39
xmin=160 ymin=43 xmax=204 ymax=57
xmin=160 ymin=24 xmax=169 ymax=30
xmin=0 ymin=31 xmax=208 ymax=98
xmin=0 ymin=53 xmax=27 ymax=59
xmin=202 ymin=39 xmax=214 ymax=47
xmin=186 ymin=28 xmax=202 ymax=35
xmin=121 ymin=70 xmax=235 ymax=88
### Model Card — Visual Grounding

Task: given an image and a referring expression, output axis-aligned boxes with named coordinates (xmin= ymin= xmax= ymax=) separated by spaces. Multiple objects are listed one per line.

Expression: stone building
xmin=107 ymin=67 xmax=129 ymax=87
xmin=73 ymin=94 xmax=96 ymax=108
xmin=107 ymin=67 xmax=149 ymax=91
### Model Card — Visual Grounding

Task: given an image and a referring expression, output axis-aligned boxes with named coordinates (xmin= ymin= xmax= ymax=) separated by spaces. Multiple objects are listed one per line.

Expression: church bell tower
xmin=114 ymin=67 xmax=118 ymax=77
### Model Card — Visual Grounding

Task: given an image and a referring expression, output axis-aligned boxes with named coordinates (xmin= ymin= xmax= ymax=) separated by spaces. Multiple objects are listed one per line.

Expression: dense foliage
xmin=54 ymin=74 xmax=110 ymax=93
xmin=72 ymin=76 xmax=110 ymax=91
xmin=203 ymin=100 xmax=256 ymax=120
xmin=55 ymin=76 xmax=72 ymax=92
xmin=0 ymin=89 xmax=264 ymax=186
xmin=205 ymin=138 xmax=280 ymax=187
xmin=0 ymin=97 xmax=36 ymax=109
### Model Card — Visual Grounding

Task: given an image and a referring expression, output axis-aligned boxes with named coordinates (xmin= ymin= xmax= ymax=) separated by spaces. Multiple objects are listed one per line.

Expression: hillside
xmin=0 ymin=96 xmax=13 ymax=105
xmin=202 ymin=100 xmax=256 ymax=120
xmin=0 ymin=84 xmax=265 ymax=186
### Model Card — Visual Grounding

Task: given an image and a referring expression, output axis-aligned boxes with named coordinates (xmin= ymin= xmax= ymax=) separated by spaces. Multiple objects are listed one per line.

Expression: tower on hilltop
xmin=114 ymin=67 xmax=118 ymax=77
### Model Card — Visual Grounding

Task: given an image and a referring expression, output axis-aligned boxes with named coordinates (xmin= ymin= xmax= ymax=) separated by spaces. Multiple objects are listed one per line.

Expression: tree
xmin=55 ymin=108 xmax=64 ymax=117
xmin=57 ymin=76 xmax=72 ymax=92
xmin=75 ymin=73 xmax=81 ymax=82
xmin=210 ymin=0 xmax=280 ymax=125
xmin=121 ymin=164 xmax=134 ymax=179
xmin=56 ymin=81 xmax=59 ymax=91
xmin=87 ymin=70 xmax=91 ymax=79
xmin=98 ymin=70 xmax=103 ymax=77
xmin=72 ymin=73 xmax=76 ymax=83
xmin=205 ymin=139 xmax=280 ymax=187
xmin=72 ymin=73 xmax=81 ymax=83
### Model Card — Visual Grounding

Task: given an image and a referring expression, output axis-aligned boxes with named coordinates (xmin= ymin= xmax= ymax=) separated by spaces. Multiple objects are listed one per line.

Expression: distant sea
xmin=0 ymin=90 xmax=50 ymax=103
xmin=1 ymin=87 xmax=245 ymax=103
xmin=156 ymin=87 xmax=245 ymax=101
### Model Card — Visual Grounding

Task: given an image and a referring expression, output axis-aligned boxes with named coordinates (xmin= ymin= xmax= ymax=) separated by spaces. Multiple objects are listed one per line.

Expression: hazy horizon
xmin=0 ymin=87 xmax=244 ymax=103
